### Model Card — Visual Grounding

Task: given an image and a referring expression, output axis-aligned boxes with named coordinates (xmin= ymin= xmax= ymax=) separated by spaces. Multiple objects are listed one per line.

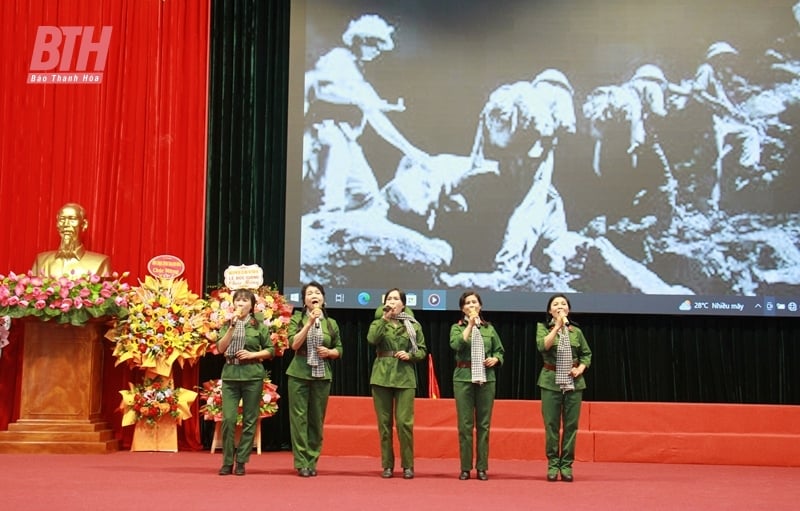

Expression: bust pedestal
xmin=0 ymin=320 xmax=119 ymax=453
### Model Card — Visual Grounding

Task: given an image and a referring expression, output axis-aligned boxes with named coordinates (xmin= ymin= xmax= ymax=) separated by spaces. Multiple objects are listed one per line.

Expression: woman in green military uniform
xmin=367 ymin=288 xmax=427 ymax=479
xmin=216 ymin=289 xmax=274 ymax=476
xmin=287 ymin=282 xmax=343 ymax=477
xmin=450 ymin=290 xmax=504 ymax=481
xmin=536 ymin=294 xmax=591 ymax=482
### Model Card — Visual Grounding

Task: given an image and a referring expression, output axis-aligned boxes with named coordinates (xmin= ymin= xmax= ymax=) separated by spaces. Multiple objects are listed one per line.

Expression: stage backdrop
xmin=198 ymin=0 xmax=800 ymax=453
xmin=2 ymin=0 xmax=799 ymax=456
xmin=0 ymin=0 xmax=210 ymax=449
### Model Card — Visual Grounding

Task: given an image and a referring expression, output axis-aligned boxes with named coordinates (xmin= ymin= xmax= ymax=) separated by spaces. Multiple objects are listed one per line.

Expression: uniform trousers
xmin=371 ymin=385 xmax=415 ymax=470
xmin=454 ymin=381 xmax=496 ymax=471
xmin=540 ymin=387 xmax=583 ymax=476
xmin=221 ymin=378 xmax=263 ymax=466
xmin=288 ymin=375 xmax=331 ymax=470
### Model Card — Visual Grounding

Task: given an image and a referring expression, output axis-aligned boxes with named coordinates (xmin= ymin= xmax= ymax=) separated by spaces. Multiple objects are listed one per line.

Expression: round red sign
xmin=147 ymin=254 xmax=185 ymax=279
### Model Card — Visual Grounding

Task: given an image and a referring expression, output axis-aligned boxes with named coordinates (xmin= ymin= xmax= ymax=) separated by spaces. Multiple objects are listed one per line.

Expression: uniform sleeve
xmin=489 ymin=325 xmax=505 ymax=366
xmin=536 ymin=322 xmax=552 ymax=352
xmin=449 ymin=323 xmax=468 ymax=351
xmin=366 ymin=318 xmax=386 ymax=345
xmin=576 ymin=328 xmax=592 ymax=368
xmin=287 ymin=311 xmax=303 ymax=341
xmin=328 ymin=318 xmax=344 ymax=357
xmin=259 ymin=323 xmax=275 ymax=358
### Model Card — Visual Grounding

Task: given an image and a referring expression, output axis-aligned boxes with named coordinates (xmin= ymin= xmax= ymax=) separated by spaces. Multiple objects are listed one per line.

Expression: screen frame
xmin=284 ymin=0 xmax=800 ymax=318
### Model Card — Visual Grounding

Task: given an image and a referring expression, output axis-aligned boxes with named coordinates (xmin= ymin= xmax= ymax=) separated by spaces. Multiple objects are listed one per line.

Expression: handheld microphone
xmin=469 ymin=307 xmax=480 ymax=326
xmin=313 ymin=304 xmax=321 ymax=328
xmin=562 ymin=313 xmax=569 ymax=326
xmin=383 ymin=304 xmax=392 ymax=313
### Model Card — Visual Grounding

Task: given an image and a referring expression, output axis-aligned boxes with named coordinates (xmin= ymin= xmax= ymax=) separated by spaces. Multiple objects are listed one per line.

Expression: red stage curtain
xmin=0 ymin=0 xmax=210 ymax=450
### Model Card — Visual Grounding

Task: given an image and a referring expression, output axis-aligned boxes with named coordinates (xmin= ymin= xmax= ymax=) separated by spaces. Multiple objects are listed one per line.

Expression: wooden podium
xmin=0 ymin=320 xmax=119 ymax=453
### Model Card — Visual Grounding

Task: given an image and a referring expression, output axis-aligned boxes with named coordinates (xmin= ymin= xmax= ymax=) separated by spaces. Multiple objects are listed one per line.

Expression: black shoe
xmin=298 ymin=468 xmax=311 ymax=477
xmin=310 ymin=468 xmax=318 ymax=477
xmin=218 ymin=465 xmax=233 ymax=476
xmin=561 ymin=473 xmax=573 ymax=482
xmin=381 ymin=468 xmax=393 ymax=479
xmin=547 ymin=472 xmax=558 ymax=482
xmin=459 ymin=471 xmax=470 ymax=480
xmin=477 ymin=470 xmax=488 ymax=481
xmin=234 ymin=463 xmax=246 ymax=476
xmin=403 ymin=468 xmax=414 ymax=479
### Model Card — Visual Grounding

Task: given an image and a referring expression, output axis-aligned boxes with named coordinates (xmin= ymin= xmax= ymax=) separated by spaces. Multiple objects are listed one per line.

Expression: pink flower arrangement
xmin=0 ymin=271 xmax=130 ymax=326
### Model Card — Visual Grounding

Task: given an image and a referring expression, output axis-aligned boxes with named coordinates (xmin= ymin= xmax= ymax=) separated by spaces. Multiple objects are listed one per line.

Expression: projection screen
xmin=284 ymin=0 xmax=800 ymax=317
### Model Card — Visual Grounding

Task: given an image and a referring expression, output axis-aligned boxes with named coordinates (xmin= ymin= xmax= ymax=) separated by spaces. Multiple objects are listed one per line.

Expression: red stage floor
xmin=1 ymin=451 xmax=799 ymax=510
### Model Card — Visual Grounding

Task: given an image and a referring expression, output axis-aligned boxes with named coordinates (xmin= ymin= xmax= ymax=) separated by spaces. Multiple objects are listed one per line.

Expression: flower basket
xmin=131 ymin=414 xmax=180 ymax=452
xmin=106 ymin=276 xmax=210 ymax=377
xmin=198 ymin=375 xmax=280 ymax=424
xmin=119 ymin=371 xmax=197 ymax=452
xmin=118 ymin=372 xmax=197 ymax=428
xmin=203 ymin=285 xmax=293 ymax=356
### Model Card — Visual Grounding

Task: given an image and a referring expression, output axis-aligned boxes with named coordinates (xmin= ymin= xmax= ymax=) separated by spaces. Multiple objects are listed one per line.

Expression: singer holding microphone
xmin=450 ymin=290 xmax=504 ymax=481
xmin=536 ymin=293 xmax=592 ymax=482
xmin=287 ymin=281 xmax=342 ymax=477
xmin=216 ymin=289 xmax=274 ymax=476
xmin=367 ymin=288 xmax=427 ymax=479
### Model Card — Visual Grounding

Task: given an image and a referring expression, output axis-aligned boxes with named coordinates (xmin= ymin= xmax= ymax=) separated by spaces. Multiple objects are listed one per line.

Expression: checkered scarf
xmin=469 ymin=319 xmax=487 ymax=384
xmin=395 ymin=311 xmax=419 ymax=354
xmin=306 ymin=314 xmax=325 ymax=378
xmin=225 ymin=316 xmax=249 ymax=365
xmin=555 ymin=326 xmax=575 ymax=391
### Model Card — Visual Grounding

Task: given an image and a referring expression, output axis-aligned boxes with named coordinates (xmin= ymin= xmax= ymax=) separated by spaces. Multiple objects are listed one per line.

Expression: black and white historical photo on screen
xmin=291 ymin=0 xmax=800 ymax=299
